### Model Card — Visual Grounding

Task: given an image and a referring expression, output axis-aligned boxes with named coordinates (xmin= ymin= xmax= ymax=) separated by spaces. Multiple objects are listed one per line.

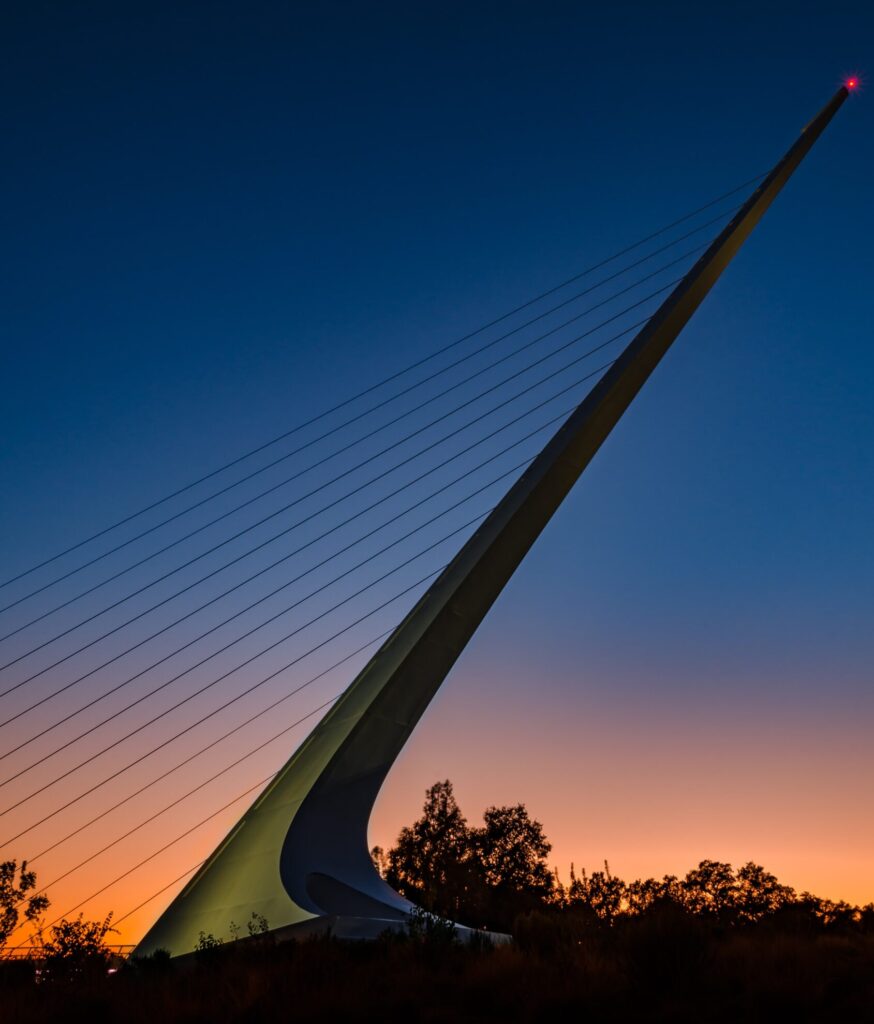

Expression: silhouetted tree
xmin=470 ymin=802 xmax=554 ymax=931
xmin=625 ymin=874 xmax=683 ymax=916
xmin=381 ymin=782 xmax=555 ymax=930
xmin=805 ymin=895 xmax=859 ymax=930
xmin=384 ymin=780 xmax=479 ymax=920
xmin=39 ymin=913 xmax=117 ymax=982
xmin=674 ymin=860 xmax=796 ymax=925
xmin=734 ymin=861 xmax=794 ymax=922
xmin=681 ymin=860 xmax=737 ymax=922
xmin=380 ymin=780 xmax=870 ymax=940
xmin=0 ymin=860 xmax=49 ymax=953
xmin=567 ymin=861 xmax=625 ymax=924
xmin=472 ymin=803 xmax=553 ymax=896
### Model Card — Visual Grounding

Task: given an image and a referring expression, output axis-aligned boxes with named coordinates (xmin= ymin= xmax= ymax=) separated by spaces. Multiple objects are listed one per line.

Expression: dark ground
xmin=3 ymin=909 xmax=873 ymax=1023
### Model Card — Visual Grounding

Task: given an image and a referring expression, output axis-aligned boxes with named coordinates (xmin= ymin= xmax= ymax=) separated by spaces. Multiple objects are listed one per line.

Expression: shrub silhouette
xmin=38 ymin=913 xmax=117 ymax=983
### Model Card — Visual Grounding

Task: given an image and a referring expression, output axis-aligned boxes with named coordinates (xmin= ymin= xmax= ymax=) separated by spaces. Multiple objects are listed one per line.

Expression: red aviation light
xmin=846 ymin=77 xmax=859 ymax=90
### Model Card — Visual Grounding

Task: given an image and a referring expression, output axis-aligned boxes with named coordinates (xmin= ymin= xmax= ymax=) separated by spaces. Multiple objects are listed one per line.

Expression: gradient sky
xmin=2 ymin=2 xmax=873 ymax=945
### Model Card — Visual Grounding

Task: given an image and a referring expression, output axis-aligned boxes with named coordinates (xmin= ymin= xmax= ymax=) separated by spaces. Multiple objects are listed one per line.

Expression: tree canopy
xmin=375 ymin=780 xmax=872 ymax=935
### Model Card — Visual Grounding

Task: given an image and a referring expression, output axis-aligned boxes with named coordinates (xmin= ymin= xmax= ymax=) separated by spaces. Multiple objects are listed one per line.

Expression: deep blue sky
xmin=4 ymin=2 xmax=871 ymax=548
xmin=2 ymin=2 xmax=873 ymax=919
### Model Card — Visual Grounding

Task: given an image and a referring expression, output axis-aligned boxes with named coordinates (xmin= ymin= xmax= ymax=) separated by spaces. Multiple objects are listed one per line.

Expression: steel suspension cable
xmin=3 ymin=459 xmax=531 ymax=781
xmin=1 ymin=240 xmax=705 ymax=650
xmin=0 ymin=272 xmax=677 ymax=693
xmin=8 ymin=505 xmax=500 ymax=816
xmin=0 ymin=212 xmax=731 ymax=623
xmin=14 ymin=374 xmax=642 ymax=913
xmin=0 ymin=294 xmax=663 ymax=727
xmin=4 ymin=359 xmax=618 ymax=843
xmin=114 ymin=863 xmax=204 ymax=930
xmin=5 ymin=174 xmax=772 ymax=937
xmin=4 ymin=357 xmax=615 ymax=845
xmin=0 ymin=399 xmax=571 ymax=735
xmin=114 ymin=864 xmax=204 ymax=929
xmin=2 ymin=564 xmax=446 ymax=846
xmin=44 ymin=772 xmax=284 ymax=928
xmin=0 ymin=175 xmax=762 ymax=597
xmin=28 ymin=694 xmax=342 ymax=900
xmin=27 ymin=629 xmax=395 ymax=865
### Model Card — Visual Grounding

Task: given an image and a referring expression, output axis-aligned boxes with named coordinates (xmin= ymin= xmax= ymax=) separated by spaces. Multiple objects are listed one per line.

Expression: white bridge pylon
xmin=134 ymin=85 xmax=849 ymax=957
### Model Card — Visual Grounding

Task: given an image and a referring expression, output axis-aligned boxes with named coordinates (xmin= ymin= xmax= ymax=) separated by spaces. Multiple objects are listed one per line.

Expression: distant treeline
xmin=373 ymin=780 xmax=873 ymax=935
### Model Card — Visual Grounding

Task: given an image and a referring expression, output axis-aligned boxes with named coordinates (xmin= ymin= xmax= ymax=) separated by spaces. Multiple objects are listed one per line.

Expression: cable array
xmin=0 ymin=174 xmax=760 ymax=596
xmin=0 ymin=218 xmax=726 ymax=628
xmin=0 ymin=180 xmax=752 ymax=943
xmin=1 ymin=258 xmax=687 ymax=683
